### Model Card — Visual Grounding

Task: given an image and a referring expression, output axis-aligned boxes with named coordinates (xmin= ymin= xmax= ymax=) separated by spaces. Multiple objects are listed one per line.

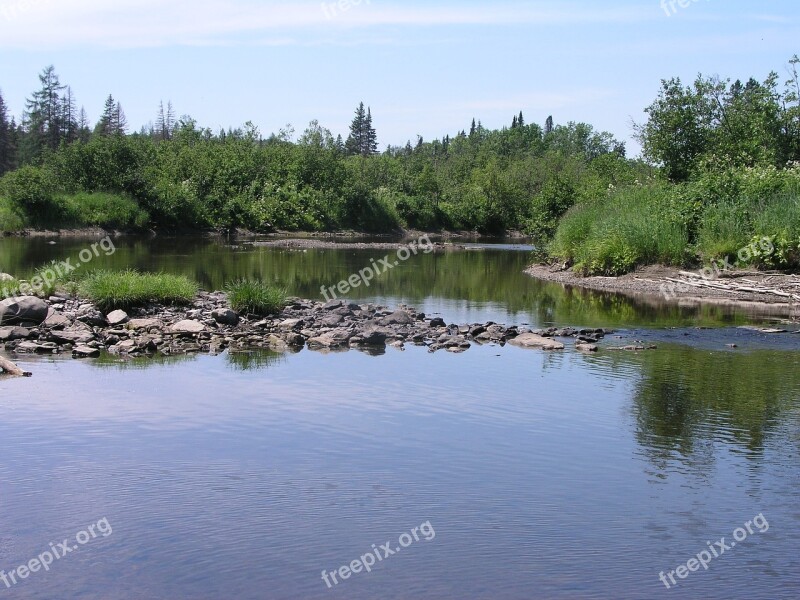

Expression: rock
xmin=0 ymin=326 xmax=31 ymax=341
xmin=576 ymin=342 xmax=598 ymax=353
xmin=279 ymin=318 xmax=304 ymax=331
xmin=110 ymin=339 xmax=137 ymax=354
xmin=379 ymin=310 xmax=415 ymax=326
xmin=72 ymin=345 xmax=100 ymax=358
xmin=0 ymin=273 xmax=14 ymax=282
xmin=508 ymin=333 xmax=565 ymax=350
xmin=212 ymin=308 xmax=239 ymax=326
xmin=77 ymin=311 xmax=107 ymax=327
xmin=50 ymin=330 xmax=95 ymax=344
xmin=320 ymin=314 xmax=344 ymax=327
xmin=169 ymin=320 xmax=206 ymax=334
xmin=15 ymin=341 xmax=58 ymax=354
xmin=429 ymin=317 xmax=446 ymax=328
xmin=127 ymin=318 xmax=163 ymax=330
xmin=44 ymin=311 xmax=71 ymax=329
xmin=106 ymin=310 xmax=130 ymax=326
xmin=0 ymin=296 xmax=49 ymax=326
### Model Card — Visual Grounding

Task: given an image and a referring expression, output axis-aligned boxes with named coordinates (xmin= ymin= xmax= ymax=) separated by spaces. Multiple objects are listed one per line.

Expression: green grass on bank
xmin=225 ymin=279 xmax=287 ymax=315
xmin=550 ymin=186 xmax=688 ymax=275
xmin=78 ymin=270 xmax=198 ymax=311
xmin=59 ymin=192 xmax=150 ymax=229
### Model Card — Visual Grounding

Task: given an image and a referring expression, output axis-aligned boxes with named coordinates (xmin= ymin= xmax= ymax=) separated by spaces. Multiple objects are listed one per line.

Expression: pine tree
xmin=23 ymin=65 xmax=66 ymax=158
xmin=155 ymin=100 xmax=175 ymax=140
xmin=77 ymin=107 xmax=91 ymax=142
xmin=0 ymin=89 xmax=12 ymax=175
xmin=60 ymin=86 xmax=78 ymax=143
xmin=114 ymin=101 xmax=127 ymax=134
xmin=545 ymin=115 xmax=554 ymax=135
xmin=469 ymin=118 xmax=477 ymax=137
xmin=512 ymin=115 xmax=518 ymax=128
xmin=518 ymin=111 xmax=524 ymax=127
xmin=95 ymin=95 xmax=116 ymax=135
xmin=345 ymin=102 xmax=367 ymax=156
xmin=365 ymin=107 xmax=378 ymax=155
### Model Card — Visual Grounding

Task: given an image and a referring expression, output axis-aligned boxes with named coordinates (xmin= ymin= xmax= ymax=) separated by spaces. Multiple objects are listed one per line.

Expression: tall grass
xmin=60 ymin=192 xmax=150 ymax=229
xmin=225 ymin=279 xmax=287 ymax=315
xmin=550 ymin=187 xmax=688 ymax=275
xmin=79 ymin=270 xmax=198 ymax=311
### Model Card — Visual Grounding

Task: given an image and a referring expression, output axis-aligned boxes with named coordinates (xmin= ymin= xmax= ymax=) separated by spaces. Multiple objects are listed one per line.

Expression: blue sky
xmin=0 ymin=0 xmax=797 ymax=155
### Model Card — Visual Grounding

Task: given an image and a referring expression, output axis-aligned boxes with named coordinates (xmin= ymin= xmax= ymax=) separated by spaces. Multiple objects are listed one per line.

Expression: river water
xmin=1 ymin=236 xmax=798 ymax=599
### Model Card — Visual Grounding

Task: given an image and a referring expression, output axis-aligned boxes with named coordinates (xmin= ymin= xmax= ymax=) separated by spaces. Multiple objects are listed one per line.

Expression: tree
xmin=0 ymin=89 xmax=12 ymax=175
xmin=512 ymin=115 xmax=518 ymax=128
xmin=518 ymin=111 xmax=525 ymax=127
xmin=469 ymin=118 xmax=477 ymax=137
xmin=345 ymin=102 xmax=377 ymax=157
xmin=155 ymin=100 xmax=175 ymax=141
xmin=544 ymin=115 xmax=554 ymax=135
xmin=77 ymin=107 xmax=91 ymax=142
xmin=95 ymin=95 xmax=127 ymax=136
xmin=23 ymin=65 xmax=66 ymax=159
xmin=60 ymin=86 xmax=78 ymax=143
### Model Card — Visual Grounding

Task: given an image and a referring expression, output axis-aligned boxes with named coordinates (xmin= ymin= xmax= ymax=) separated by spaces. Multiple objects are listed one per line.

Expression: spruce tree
xmin=518 ymin=111 xmax=524 ymax=127
xmin=345 ymin=102 xmax=367 ymax=156
xmin=0 ymin=89 xmax=11 ymax=175
xmin=60 ymin=86 xmax=78 ymax=143
xmin=469 ymin=118 xmax=477 ymax=137
xmin=23 ymin=65 xmax=66 ymax=158
xmin=512 ymin=115 xmax=518 ymax=128
xmin=545 ymin=115 xmax=554 ymax=134
xmin=365 ymin=107 xmax=378 ymax=155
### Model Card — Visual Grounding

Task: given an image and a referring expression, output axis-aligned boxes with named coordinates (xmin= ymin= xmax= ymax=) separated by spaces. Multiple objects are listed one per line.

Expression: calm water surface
xmin=0 ymin=236 xmax=798 ymax=599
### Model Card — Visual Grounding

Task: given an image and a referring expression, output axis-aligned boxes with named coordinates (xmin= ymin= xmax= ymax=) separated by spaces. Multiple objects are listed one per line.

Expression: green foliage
xmin=78 ymin=270 xmax=198 ymax=311
xmin=225 ymin=279 xmax=287 ymax=315
xmin=0 ymin=165 xmax=57 ymax=218
xmin=59 ymin=192 xmax=150 ymax=229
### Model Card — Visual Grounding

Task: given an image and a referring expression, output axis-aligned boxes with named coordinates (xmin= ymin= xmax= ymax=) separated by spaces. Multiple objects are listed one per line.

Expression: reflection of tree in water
xmin=225 ymin=349 xmax=285 ymax=372
xmin=627 ymin=347 xmax=800 ymax=472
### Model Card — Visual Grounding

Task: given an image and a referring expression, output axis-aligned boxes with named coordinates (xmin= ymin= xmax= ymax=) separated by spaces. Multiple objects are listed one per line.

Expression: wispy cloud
xmin=0 ymin=0 xmax=656 ymax=49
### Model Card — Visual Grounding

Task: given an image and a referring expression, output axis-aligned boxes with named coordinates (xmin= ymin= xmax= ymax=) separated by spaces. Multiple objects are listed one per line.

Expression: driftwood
xmin=0 ymin=355 xmax=32 ymax=377
xmin=664 ymin=277 xmax=800 ymax=302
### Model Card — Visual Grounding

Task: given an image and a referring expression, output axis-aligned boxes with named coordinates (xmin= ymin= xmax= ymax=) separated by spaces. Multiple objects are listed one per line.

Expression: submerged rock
xmin=508 ymin=333 xmax=565 ymax=350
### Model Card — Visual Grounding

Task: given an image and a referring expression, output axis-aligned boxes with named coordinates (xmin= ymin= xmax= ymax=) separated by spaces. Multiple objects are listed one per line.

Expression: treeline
xmin=0 ymin=65 xmax=645 ymax=235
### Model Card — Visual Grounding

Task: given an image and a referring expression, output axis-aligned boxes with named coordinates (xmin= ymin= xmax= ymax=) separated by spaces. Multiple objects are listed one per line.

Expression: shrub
xmin=225 ymin=279 xmax=287 ymax=315
xmin=0 ymin=197 xmax=27 ymax=231
xmin=0 ymin=165 xmax=58 ymax=219
xmin=78 ymin=270 xmax=198 ymax=311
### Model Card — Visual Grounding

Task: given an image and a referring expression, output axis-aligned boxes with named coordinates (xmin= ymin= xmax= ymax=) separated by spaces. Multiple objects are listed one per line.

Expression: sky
xmin=0 ymin=0 xmax=797 ymax=156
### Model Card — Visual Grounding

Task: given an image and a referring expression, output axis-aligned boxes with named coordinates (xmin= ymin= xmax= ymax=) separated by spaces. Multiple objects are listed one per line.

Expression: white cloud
xmin=0 ymin=0 xmax=656 ymax=49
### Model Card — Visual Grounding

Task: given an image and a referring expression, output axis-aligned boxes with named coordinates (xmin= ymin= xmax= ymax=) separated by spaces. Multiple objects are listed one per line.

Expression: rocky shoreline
xmin=0 ymin=292 xmax=620 ymax=375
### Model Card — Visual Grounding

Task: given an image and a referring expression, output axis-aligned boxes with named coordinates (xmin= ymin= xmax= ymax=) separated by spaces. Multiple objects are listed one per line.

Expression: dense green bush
xmin=0 ymin=165 xmax=57 ymax=219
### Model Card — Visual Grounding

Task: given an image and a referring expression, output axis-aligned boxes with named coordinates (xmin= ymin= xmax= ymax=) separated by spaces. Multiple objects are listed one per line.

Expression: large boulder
xmin=0 ymin=296 xmax=49 ymax=325
xmin=212 ymin=308 xmax=239 ymax=326
xmin=379 ymin=310 xmax=415 ymax=326
xmin=508 ymin=333 xmax=565 ymax=351
xmin=169 ymin=320 xmax=206 ymax=334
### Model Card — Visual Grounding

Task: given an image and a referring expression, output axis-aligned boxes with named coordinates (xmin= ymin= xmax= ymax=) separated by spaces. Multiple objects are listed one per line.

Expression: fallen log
xmin=0 ymin=355 xmax=32 ymax=377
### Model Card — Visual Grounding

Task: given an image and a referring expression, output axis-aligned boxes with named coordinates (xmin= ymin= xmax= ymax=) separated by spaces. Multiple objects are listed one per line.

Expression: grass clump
xmin=225 ymin=279 xmax=287 ymax=315
xmin=78 ymin=270 xmax=198 ymax=311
